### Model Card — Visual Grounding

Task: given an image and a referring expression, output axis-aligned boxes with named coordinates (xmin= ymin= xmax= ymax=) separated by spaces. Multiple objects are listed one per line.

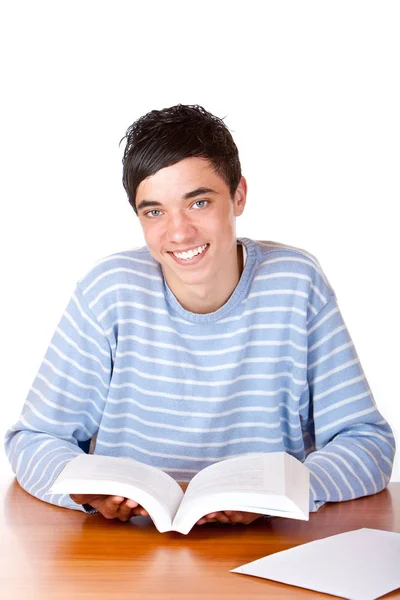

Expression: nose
xmin=165 ymin=211 xmax=197 ymax=244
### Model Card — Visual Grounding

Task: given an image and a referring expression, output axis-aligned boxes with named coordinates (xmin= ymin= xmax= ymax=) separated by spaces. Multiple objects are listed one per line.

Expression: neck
xmin=167 ymin=243 xmax=244 ymax=314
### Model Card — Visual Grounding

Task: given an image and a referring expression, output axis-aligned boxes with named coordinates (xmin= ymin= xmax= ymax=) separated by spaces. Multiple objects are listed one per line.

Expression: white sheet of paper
xmin=231 ymin=528 xmax=400 ymax=600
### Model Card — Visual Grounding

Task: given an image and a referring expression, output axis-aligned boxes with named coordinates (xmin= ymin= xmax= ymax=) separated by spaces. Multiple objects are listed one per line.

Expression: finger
xmin=224 ymin=510 xmax=245 ymax=523
xmin=138 ymin=507 xmax=150 ymax=516
xmin=100 ymin=496 xmax=126 ymax=519
xmin=199 ymin=518 xmax=217 ymax=525
xmin=117 ymin=499 xmax=137 ymax=522
xmin=70 ymin=494 xmax=94 ymax=504
xmin=128 ymin=505 xmax=150 ymax=517
xmin=197 ymin=517 xmax=217 ymax=525
xmin=214 ymin=512 xmax=231 ymax=524
xmin=196 ymin=512 xmax=216 ymax=525
xmin=224 ymin=511 xmax=262 ymax=524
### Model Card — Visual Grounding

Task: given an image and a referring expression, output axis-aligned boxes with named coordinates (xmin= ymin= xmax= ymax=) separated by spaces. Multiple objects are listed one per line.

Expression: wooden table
xmin=1 ymin=476 xmax=399 ymax=599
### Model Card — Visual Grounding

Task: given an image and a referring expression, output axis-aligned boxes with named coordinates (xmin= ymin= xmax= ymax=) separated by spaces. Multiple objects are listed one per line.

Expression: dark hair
xmin=121 ymin=104 xmax=242 ymax=214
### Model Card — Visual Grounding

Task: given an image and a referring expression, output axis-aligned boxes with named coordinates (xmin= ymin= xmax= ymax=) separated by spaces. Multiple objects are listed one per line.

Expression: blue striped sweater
xmin=4 ymin=238 xmax=395 ymax=512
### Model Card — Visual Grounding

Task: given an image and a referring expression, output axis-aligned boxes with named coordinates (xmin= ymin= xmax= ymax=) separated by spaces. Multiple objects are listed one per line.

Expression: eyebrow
xmin=136 ymin=187 xmax=217 ymax=212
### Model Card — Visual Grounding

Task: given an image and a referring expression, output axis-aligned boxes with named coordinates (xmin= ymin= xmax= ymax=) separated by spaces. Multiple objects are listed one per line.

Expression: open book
xmin=50 ymin=451 xmax=310 ymax=534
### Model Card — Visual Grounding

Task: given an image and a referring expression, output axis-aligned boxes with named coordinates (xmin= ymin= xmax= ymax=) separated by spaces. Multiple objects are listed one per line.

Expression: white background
xmin=0 ymin=1 xmax=398 ymax=480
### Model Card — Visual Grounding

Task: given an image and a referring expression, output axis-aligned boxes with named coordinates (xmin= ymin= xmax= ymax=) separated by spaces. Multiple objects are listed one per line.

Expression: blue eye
xmin=193 ymin=200 xmax=208 ymax=209
xmin=147 ymin=210 xmax=162 ymax=217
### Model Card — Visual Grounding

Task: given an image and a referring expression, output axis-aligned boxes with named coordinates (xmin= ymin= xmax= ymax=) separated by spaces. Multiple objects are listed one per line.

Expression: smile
xmin=171 ymin=244 xmax=208 ymax=261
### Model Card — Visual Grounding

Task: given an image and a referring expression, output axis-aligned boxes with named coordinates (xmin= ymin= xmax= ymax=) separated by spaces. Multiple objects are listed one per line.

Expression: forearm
xmin=305 ymin=421 xmax=395 ymax=511
xmin=5 ymin=428 xmax=87 ymax=511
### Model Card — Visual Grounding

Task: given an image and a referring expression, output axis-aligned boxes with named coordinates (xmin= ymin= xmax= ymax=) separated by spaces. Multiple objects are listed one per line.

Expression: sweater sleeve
xmin=303 ymin=295 xmax=395 ymax=511
xmin=4 ymin=286 xmax=112 ymax=511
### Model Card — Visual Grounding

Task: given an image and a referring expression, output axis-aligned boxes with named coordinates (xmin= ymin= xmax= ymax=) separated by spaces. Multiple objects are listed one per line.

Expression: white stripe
xmin=313 ymin=374 xmax=366 ymax=401
xmin=307 ymin=302 xmax=318 ymax=316
xmin=71 ymin=293 xmax=105 ymax=337
xmin=19 ymin=439 xmax=56 ymax=487
xmin=308 ymin=469 xmax=330 ymax=497
xmin=257 ymin=241 xmax=318 ymax=262
xmin=248 ymin=289 xmax=309 ymax=300
xmin=310 ymin=284 xmax=327 ymax=304
xmin=63 ymin=311 xmax=110 ymax=357
xmin=257 ymin=253 xmax=330 ymax=286
xmin=112 ymin=366 xmax=305 ymax=387
xmin=308 ymin=325 xmax=347 ymax=352
xmin=109 ymin=381 xmax=301 ymax=403
xmin=95 ymin=253 xmax=157 ymax=269
xmin=309 ymin=358 xmax=360 ymax=385
xmin=24 ymin=399 xmax=94 ymax=437
xmin=15 ymin=445 xmax=27 ymax=476
xmin=32 ymin=453 xmax=80 ymax=497
xmin=363 ymin=439 xmax=394 ymax=470
xmin=308 ymin=342 xmax=354 ymax=370
xmin=31 ymin=386 xmax=101 ymax=427
xmin=6 ymin=430 xmax=25 ymax=462
xmin=104 ymin=402 xmax=278 ymax=418
xmin=100 ymin=427 xmax=282 ymax=447
xmin=55 ymin=328 xmax=110 ymax=373
xmin=84 ymin=267 xmax=160 ymax=295
xmin=104 ymin=427 xmax=303 ymax=446
xmin=326 ymin=446 xmax=368 ymax=495
xmin=23 ymin=445 xmax=64 ymax=489
xmin=42 ymin=358 xmax=107 ymax=400
xmin=117 ymin=335 xmax=307 ymax=354
xmin=46 ymin=493 xmax=74 ymax=506
xmin=115 ymin=351 xmax=307 ymax=371
xmin=35 ymin=374 xmax=105 ymax=411
xmin=339 ymin=446 xmax=376 ymax=494
xmin=107 ymin=395 xmax=303 ymax=417
xmin=101 ymin=414 xmax=281 ymax=433
xmin=97 ymin=300 xmax=168 ymax=322
xmin=255 ymin=271 xmax=311 ymax=282
xmin=314 ymin=391 xmax=371 ymax=418
xmin=89 ymin=283 xmax=164 ymax=310
xmin=95 ymin=440 xmax=282 ymax=461
xmin=355 ymin=444 xmax=385 ymax=487
xmin=280 ymin=416 xmax=303 ymax=430
xmin=309 ymin=461 xmax=344 ymax=500
xmin=356 ymin=430 xmax=396 ymax=452
xmin=298 ymin=394 xmax=310 ymax=412
xmin=308 ymin=306 xmax=339 ymax=335
xmin=309 ymin=481 xmax=317 ymax=505
xmin=315 ymin=455 xmax=355 ymax=499
xmin=255 ymin=271 xmax=328 ymax=303
xmin=315 ymin=406 xmax=376 ymax=435
xmin=106 ymin=319 xmax=308 ymax=341
xmin=218 ymin=306 xmax=307 ymax=324
xmin=49 ymin=343 xmax=109 ymax=388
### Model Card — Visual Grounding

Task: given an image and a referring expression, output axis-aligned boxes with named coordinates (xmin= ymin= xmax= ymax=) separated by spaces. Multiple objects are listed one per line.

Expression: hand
xmin=196 ymin=511 xmax=263 ymax=526
xmin=70 ymin=494 xmax=150 ymax=522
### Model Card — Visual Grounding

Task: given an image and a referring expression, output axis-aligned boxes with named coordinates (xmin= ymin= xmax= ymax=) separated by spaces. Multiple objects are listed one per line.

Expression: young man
xmin=5 ymin=105 xmax=395 ymax=526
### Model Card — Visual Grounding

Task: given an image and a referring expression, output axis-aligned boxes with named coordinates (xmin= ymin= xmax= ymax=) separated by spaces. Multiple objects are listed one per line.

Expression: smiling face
xmin=136 ymin=157 xmax=247 ymax=312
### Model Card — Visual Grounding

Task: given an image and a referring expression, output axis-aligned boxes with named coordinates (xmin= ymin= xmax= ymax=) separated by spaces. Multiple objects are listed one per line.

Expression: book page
xmin=172 ymin=453 xmax=309 ymax=534
xmin=183 ymin=453 xmax=286 ymax=500
xmin=50 ymin=454 xmax=184 ymax=531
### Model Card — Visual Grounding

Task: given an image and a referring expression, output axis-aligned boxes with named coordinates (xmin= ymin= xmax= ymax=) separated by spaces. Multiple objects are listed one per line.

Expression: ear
xmin=233 ymin=176 xmax=247 ymax=217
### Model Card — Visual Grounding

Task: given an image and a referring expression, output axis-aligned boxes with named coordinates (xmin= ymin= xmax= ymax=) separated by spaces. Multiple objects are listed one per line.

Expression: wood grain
xmin=1 ymin=476 xmax=399 ymax=599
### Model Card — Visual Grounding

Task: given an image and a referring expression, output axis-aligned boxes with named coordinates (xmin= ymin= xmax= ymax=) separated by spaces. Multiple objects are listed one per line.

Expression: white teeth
xmin=173 ymin=244 xmax=207 ymax=260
